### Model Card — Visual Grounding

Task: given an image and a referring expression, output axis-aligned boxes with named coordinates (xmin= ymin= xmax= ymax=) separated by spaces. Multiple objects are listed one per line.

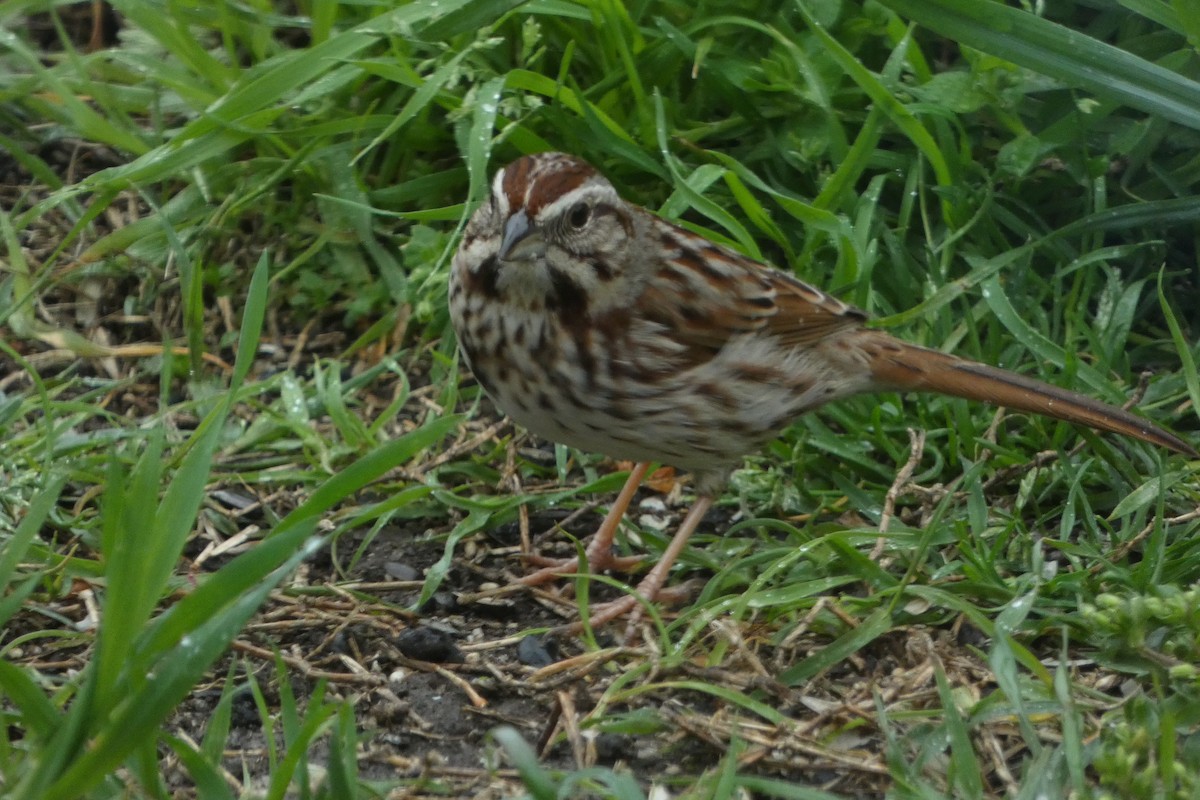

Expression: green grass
xmin=2 ymin=0 xmax=1199 ymax=797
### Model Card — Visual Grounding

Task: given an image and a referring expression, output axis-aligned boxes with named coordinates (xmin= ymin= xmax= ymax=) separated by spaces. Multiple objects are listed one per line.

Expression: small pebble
xmin=329 ymin=630 xmax=352 ymax=654
xmin=384 ymin=561 xmax=421 ymax=581
xmin=516 ymin=635 xmax=560 ymax=667
xmin=396 ymin=627 xmax=465 ymax=664
xmin=418 ymin=591 xmax=459 ymax=614
xmin=593 ymin=732 xmax=633 ymax=762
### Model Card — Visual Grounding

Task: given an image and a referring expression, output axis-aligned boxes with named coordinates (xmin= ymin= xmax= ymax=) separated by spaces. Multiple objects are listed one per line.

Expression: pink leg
xmin=559 ymin=493 xmax=715 ymax=637
xmin=519 ymin=462 xmax=651 ymax=586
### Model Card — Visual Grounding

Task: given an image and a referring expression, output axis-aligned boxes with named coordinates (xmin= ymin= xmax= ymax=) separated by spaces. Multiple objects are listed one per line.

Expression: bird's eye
xmin=567 ymin=202 xmax=590 ymax=230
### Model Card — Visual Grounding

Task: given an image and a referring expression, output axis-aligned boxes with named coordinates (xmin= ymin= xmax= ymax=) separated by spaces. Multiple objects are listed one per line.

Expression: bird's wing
xmin=636 ymin=220 xmax=867 ymax=365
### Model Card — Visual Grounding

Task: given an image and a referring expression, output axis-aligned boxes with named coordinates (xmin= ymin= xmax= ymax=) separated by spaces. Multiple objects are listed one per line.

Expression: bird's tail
xmin=861 ymin=333 xmax=1196 ymax=456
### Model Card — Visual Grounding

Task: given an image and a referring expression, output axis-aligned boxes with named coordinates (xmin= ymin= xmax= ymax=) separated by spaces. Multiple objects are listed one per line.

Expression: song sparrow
xmin=449 ymin=151 xmax=1195 ymax=631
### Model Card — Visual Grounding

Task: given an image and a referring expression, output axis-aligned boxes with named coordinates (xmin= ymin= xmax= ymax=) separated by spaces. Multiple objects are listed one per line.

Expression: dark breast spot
xmin=546 ymin=268 xmax=589 ymax=318
xmin=605 ymin=401 xmax=636 ymax=422
xmin=469 ymin=255 xmax=501 ymax=298
xmin=592 ymin=308 xmax=630 ymax=346
xmin=472 ymin=315 xmax=494 ymax=341
xmin=697 ymin=382 xmax=737 ymax=411
xmin=571 ymin=327 xmax=597 ymax=390
xmin=790 ymin=378 xmax=814 ymax=396
xmin=590 ymin=259 xmax=614 ymax=281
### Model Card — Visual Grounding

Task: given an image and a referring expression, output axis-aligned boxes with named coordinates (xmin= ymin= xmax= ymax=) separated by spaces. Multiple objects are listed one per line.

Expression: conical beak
xmin=498 ymin=209 xmax=534 ymax=261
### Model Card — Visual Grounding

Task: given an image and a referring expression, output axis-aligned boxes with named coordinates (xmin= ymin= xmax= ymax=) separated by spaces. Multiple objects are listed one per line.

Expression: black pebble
xmin=396 ymin=627 xmax=465 ymax=664
xmin=594 ymin=733 xmax=633 ymax=763
xmin=516 ymin=635 xmax=560 ymax=667
xmin=417 ymin=591 xmax=460 ymax=614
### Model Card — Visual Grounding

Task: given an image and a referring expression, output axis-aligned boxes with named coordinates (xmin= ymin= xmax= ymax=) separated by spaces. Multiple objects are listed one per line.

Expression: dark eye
xmin=567 ymin=202 xmax=590 ymax=230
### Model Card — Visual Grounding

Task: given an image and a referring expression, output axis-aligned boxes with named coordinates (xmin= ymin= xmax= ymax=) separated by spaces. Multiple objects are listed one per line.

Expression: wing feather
xmin=636 ymin=218 xmax=867 ymax=367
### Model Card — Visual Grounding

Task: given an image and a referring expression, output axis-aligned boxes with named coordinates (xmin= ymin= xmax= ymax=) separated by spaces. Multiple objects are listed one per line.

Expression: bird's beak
xmin=498 ymin=209 xmax=536 ymax=261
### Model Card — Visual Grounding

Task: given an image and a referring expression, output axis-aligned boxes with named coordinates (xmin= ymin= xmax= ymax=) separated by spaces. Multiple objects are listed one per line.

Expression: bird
xmin=448 ymin=151 xmax=1196 ymax=632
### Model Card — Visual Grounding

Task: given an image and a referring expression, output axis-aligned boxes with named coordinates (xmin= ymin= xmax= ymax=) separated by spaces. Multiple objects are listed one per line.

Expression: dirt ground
xmin=164 ymin=490 xmax=959 ymax=797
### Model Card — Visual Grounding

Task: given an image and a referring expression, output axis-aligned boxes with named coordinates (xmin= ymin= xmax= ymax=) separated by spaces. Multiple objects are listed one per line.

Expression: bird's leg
xmin=553 ymin=492 xmax=715 ymax=637
xmin=519 ymin=461 xmax=650 ymax=586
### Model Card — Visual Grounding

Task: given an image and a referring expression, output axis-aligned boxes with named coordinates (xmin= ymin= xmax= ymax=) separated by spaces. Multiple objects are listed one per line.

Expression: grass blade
xmin=878 ymin=0 xmax=1200 ymax=131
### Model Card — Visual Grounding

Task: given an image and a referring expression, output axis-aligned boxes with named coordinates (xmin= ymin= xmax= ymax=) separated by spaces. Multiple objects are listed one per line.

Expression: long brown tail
xmin=862 ymin=333 xmax=1196 ymax=457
